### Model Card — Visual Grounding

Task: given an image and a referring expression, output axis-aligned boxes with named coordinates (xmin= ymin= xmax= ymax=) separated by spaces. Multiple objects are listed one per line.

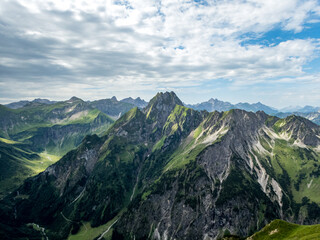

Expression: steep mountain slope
xmin=0 ymin=97 xmax=114 ymax=197
xmin=0 ymin=97 xmax=114 ymax=155
xmin=0 ymin=138 xmax=60 ymax=197
xmin=1 ymin=92 xmax=320 ymax=240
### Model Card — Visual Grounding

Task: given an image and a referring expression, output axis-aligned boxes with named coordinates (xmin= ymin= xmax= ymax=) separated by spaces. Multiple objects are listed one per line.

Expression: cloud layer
xmin=0 ymin=0 xmax=320 ymax=107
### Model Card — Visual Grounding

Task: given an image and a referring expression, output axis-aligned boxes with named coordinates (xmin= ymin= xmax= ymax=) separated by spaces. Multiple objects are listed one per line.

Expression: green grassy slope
xmin=0 ymin=138 xmax=60 ymax=197
xmin=254 ymin=116 xmax=320 ymax=206
xmin=0 ymin=100 xmax=114 ymax=196
xmin=68 ymin=209 xmax=123 ymax=240
xmin=248 ymin=219 xmax=320 ymax=240
xmin=0 ymin=100 xmax=114 ymax=139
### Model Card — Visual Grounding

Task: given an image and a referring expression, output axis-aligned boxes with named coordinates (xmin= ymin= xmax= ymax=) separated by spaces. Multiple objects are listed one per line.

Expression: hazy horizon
xmin=2 ymin=91 xmax=319 ymax=111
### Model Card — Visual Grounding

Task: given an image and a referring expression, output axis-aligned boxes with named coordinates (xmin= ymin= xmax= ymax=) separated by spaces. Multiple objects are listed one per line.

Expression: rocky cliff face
xmin=1 ymin=92 xmax=320 ymax=240
xmin=113 ymin=109 xmax=283 ymax=239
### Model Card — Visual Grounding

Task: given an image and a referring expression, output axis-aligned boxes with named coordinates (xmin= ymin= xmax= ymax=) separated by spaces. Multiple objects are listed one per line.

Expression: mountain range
xmin=280 ymin=105 xmax=320 ymax=113
xmin=6 ymin=96 xmax=320 ymax=125
xmin=186 ymin=99 xmax=320 ymax=125
xmin=1 ymin=91 xmax=320 ymax=239
xmin=5 ymin=98 xmax=58 ymax=109
xmin=0 ymin=96 xmax=147 ymax=197
xmin=186 ymin=98 xmax=278 ymax=115
xmin=0 ymin=97 xmax=115 ymax=196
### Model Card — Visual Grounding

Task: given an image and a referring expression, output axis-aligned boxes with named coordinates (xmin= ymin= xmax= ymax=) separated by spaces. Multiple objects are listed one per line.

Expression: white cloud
xmin=0 ymin=0 xmax=320 ymax=106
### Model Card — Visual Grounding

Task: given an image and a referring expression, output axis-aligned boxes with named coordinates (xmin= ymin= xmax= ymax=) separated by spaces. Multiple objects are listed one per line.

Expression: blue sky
xmin=0 ymin=0 xmax=320 ymax=108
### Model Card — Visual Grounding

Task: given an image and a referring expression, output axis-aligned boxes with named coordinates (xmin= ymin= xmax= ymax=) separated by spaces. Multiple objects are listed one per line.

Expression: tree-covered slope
xmin=1 ymin=92 xmax=320 ymax=240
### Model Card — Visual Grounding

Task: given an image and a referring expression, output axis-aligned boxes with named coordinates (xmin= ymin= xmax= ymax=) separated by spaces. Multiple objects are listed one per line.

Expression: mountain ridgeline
xmin=186 ymin=98 xmax=320 ymax=125
xmin=1 ymin=92 xmax=320 ymax=239
xmin=0 ymin=95 xmax=147 ymax=197
xmin=186 ymin=98 xmax=278 ymax=115
xmin=0 ymin=97 xmax=115 ymax=196
xmin=6 ymin=96 xmax=320 ymax=125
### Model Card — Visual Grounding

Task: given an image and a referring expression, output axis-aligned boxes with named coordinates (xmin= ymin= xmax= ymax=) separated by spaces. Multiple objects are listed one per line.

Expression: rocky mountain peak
xmin=208 ymin=98 xmax=227 ymax=104
xmin=120 ymin=96 xmax=148 ymax=108
xmin=146 ymin=91 xmax=183 ymax=109
xmin=32 ymin=98 xmax=56 ymax=105
xmin=143 ymin=91 xmax=183 ymax=128
xmin=277 ymin=115 xmax=320 ymax=146
xmin=284 ymin=115 xmax=318 ymax=129
xmin=68 ymin=96 xmax=83 ymax=102
xmin=208 ymin=98 xmax=217 ymax=102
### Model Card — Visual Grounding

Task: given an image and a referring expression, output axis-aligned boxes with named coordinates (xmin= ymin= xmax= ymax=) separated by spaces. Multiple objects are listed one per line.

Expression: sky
xmin=0 ymin=0 xmax=320 ymax=108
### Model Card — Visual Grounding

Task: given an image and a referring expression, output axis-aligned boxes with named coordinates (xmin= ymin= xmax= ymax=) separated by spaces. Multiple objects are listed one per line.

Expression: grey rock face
xmin=114 ymin=109 xmax=283 ymax=239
